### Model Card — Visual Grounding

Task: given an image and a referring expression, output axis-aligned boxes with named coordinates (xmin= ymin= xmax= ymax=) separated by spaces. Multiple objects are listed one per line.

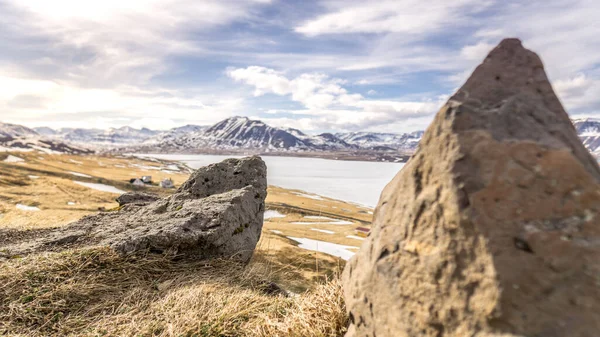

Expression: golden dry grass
xmin=0 ymin=152 xmax=368 ymax=336
xmin=0 ymin=248 xmax=348 ymax=337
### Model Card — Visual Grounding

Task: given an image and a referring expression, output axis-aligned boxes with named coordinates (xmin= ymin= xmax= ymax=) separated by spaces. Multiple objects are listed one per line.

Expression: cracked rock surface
xmin=342 ymin=38 xmax=600 ymax=337
xmin=1 ymin=156 xmax=267 ymax=263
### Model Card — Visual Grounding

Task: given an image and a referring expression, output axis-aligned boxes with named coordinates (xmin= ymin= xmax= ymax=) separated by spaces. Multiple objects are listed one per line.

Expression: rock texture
xmin=0 ymin=156 xmax=267 ymax=262
xmin=342 ymin=38 xmax=600 ymax=337
xmin=116 ymin=192 xmax=160 ymax=206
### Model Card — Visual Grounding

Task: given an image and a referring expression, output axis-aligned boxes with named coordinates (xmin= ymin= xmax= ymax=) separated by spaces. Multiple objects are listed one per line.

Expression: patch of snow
xmin=270 ymin=230 xmax=283 ymax=234
xmin=4 ymin=155 xmax=24 ymax=163
xmin=0 ymin=147 xmax=32 ymax=153
xmin=165 ymin=164 xmax=180 ymax=171
xmin=28 ymin=175 xmax=40 ymax=179
xmin=346 ymin=235 xmax=365 ymax=241
xmin=69 ymin=159 xmax=83 ymax=164
xmin=304 ymin=215 xmax=336 ymax=221
xmin=292 ymin=192 xmax=324 ymax=200
xmin=30 ymin=145 xmax=60 ymax=154
xmin=310 ymin=228 xmax=335 ymax=234
xmin=68 ymin=171 xmax=92 ymax=178
xmin=287 ymin=236 xmax=358 ymax=261
xmin=16 ymin=203 xmax=40 ymax=211
xmin=114 ymin=164 xmax=126 ymax=168
xmin=73 ymin=181 xmax=125 ymax=194
xmin=67 ymin=201 xmax=76 ymax=205
xmin=264 ymin=210 xmax=286 ymax=220
xmin=291 ymin=220 xmax=354 ymax=225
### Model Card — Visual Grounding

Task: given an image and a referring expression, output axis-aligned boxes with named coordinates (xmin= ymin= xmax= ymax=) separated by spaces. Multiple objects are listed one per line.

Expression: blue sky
xmin=0 ymin=0 xmax=599 ymax=134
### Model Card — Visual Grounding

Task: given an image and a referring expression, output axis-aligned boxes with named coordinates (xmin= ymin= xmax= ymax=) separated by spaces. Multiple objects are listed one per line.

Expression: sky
xmin=0 ymin=0 xmax=599 ymax=134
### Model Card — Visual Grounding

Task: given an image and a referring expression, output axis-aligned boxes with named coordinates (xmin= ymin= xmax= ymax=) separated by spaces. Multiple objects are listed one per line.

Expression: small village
xmin=129 ymin=175 xmax=175 ymax=189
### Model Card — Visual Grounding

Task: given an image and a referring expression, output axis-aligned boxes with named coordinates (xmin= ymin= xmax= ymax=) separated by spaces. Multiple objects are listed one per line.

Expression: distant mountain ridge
xmin=573 ymin=118 xmax=600 ymax=156
xmin=0 ymin=122 xmax=92 ymax=154
xmin=35 ymin=126 xmax=160 ymax=145
xmin=4 ymin=116 xmax=600 ymax=158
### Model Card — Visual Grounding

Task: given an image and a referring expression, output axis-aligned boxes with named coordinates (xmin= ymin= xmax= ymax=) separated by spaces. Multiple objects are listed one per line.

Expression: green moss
xmin=233 ymin=224 xmax=250 ymax=235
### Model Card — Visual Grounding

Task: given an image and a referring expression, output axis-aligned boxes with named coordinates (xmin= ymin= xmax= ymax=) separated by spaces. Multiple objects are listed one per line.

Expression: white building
xmin=160 ymin=178 xmax=174 ymax=189
xmin=132 ymin=178 xmax=145 ymax=187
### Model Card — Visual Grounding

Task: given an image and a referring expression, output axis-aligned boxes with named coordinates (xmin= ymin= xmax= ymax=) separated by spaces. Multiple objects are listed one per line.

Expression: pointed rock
xmin=0 ymin=156 xmax=267 ymax=263
xmin=342 ymin=38 xmax=600 ymax=337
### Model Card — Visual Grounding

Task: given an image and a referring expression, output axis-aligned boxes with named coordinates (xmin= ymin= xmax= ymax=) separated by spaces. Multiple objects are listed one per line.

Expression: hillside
xmin=0 ymin=151 xmax=376 ymax=336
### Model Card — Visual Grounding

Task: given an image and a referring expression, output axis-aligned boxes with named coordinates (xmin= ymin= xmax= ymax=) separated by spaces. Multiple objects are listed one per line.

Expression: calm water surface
xmin=138 ymin=154 xmax=405 ymax=207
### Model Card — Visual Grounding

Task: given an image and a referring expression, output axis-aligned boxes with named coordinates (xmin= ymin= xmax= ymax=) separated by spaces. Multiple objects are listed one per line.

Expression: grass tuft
xmin=0 ymin=248 xmax=348 ymax=337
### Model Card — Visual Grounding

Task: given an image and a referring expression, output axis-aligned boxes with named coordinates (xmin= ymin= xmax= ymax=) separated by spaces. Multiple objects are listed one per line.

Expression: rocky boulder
xmin=116 ymin=192 xmax=160 ymax=206
xmin=342 ymin=38 xmax=600 ymax=337
xmin=1 ymin=156 xmax=267 ymax=262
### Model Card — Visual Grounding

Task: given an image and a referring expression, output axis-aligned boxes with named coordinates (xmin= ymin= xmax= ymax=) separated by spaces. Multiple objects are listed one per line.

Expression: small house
xmin=354 ymin=226 xmax=370 ymax=238
xmin=132 ymin=178 xmax=145 ymax=187
xmin=160 ymin=178 xmax=175 ymax=189
xmin=141 ymin=176 xmax=152 ymax=184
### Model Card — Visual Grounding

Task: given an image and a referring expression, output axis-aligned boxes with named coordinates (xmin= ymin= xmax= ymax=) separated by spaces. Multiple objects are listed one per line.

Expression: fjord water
xmin=139 ymin=154 xmax=405 ymax=207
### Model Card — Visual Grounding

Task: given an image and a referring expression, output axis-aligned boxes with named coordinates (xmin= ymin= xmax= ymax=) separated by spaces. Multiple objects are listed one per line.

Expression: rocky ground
xmin=0 ymin=151 xmax=373 ymax=336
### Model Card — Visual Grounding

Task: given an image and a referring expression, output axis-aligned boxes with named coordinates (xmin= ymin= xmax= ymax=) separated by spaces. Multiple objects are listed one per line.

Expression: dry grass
xmin=0 ymin=248 xmax=348 ymax=337
xmin=0 ymin=152 xmax=361 ymax=336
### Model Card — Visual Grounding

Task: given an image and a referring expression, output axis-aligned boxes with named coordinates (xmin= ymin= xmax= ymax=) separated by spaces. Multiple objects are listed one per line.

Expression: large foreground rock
xmin=0 ymin=156 xmax=267 ymax=262
xmin=342 ymin=39 xmax=600 ymax=337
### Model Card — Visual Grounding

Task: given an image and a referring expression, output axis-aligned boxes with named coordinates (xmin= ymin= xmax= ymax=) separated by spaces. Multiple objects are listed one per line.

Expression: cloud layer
xmin=0 ymin=0 xmax=598 ymax=132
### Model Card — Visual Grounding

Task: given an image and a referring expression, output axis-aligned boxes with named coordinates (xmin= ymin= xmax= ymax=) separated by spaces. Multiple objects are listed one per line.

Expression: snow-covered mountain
xmin=0 ymin=122 xmax=39 ymax=138
xmin=8 ymin=116 xmax=600 ymax=158
xmin=335 ymin=131 xmax=424 ymax=151
xmin=573 ymin=118 xmax=600 ymax=155
xmin=35 ymin=126 xmax=160 ymax=146
xmin=0 ymin=122 xmax=92 ymax=154
xmin=148 ymin=116 xmax=355 ymax=152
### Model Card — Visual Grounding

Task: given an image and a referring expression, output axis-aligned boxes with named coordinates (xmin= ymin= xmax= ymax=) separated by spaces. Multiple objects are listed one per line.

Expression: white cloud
xmin=0 ymin=0 xmax=272 ymax=129
xmin=448 ymin=0 xmax=600 ymax=113
xmin=0 ymin=73 xmax=244 ymax=129
xmin=228 ymin=66 xmax=358 ymax=110
xmin=228 ymin=66 xmax=442 ymax=131
xmin=295 ymin=0 xmax=490 ymax=36
xmin=554 ymin=74 xmax=600 ymax=112
xmin=460 ymin=42 xmax=495 ymax=61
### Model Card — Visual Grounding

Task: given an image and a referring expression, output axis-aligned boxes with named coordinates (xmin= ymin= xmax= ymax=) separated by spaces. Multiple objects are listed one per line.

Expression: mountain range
xmin=0 ymin=122 xmax=92 ymax=154
xmin=3 ymin=116 xmax=600 ymax=161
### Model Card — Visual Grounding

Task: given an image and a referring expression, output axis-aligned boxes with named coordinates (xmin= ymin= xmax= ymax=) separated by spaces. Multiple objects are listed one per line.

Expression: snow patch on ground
xmin=287 ymin=237 xmax=358 ymax=261
xmin=73 ymin=181 xmax=126 ymax=194
xmin=292 ymin=192 xmax=324 ymax=200
xmin=28 ymin=175 xmax=40 ymax=179
xmin=346 ymin=235 xmax=365 ymax=241
xmin=67 ymin=201 xmax=76 ymax=205
xmin=4 ymin=155 xmax=24 ymax=163
xmin=16 ymin=203 xmax=40 ymax=211
xmin=264 ymin=210 xmax=286 ymax=220
xmin=291 ymin=220 xmax=354 ymax=225
xmin=310 ymin=228 xmax=335 ymax=234
xmin=270 ymin=230 xmax=283 ymax=234
xmin=304 ymin=215 xmax=336 ymax=221
xmin=68 ymin=171 xmax=92 ymax=178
